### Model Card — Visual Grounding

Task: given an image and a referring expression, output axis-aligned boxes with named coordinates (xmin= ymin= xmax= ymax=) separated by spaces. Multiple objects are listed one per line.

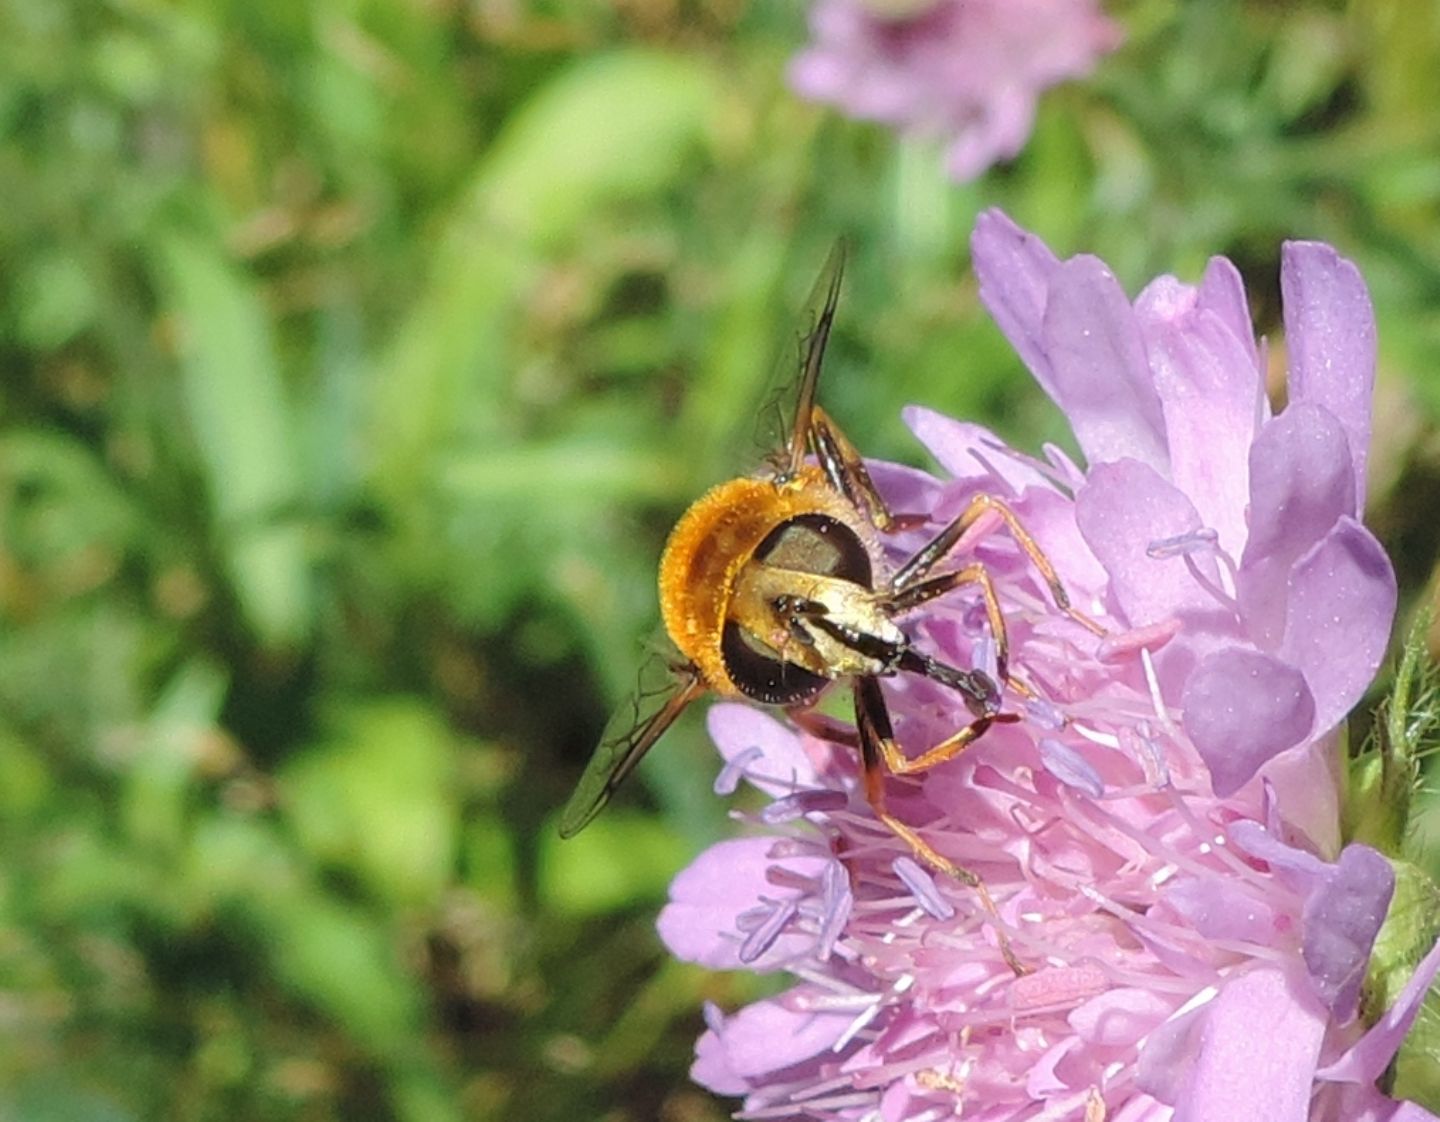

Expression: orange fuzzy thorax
xmin=658 ymin=465 xmax=869 ymax=697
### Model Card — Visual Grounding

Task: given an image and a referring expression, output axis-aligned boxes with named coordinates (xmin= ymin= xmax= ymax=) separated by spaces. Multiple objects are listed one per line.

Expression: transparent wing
xmin=749 ymin=241 xmax=848 ymax=475
xmin=557 ymin=650 xmax=707 ymax=838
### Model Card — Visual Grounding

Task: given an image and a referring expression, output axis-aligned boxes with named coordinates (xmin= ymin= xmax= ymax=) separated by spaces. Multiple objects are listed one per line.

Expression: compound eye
xmin=720 ymin=621 xmax=829 ymax=705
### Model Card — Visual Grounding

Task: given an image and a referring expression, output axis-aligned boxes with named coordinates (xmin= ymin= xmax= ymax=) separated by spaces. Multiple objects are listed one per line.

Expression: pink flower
xmin=657 ymin=213 xmax=1438 ymax=1120
xmin=788 ymin=0 xmax=1122 ymax=181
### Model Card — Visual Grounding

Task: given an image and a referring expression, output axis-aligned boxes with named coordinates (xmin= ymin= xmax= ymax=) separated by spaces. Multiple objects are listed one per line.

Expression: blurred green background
xmin=3 ymin=1 xmax=1440 ymax=1119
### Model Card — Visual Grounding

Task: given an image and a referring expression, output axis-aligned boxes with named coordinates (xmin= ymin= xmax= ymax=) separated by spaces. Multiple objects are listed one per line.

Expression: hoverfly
xmin=559 ymin=247 xmax=1091 ymax=904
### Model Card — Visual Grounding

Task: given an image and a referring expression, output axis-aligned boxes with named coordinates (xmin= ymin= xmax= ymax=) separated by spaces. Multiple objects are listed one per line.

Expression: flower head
xmin=789 ymin=0 xmax=1122 ymax=181
xmin=658 ymin=213 xmax=1438 ymax=1120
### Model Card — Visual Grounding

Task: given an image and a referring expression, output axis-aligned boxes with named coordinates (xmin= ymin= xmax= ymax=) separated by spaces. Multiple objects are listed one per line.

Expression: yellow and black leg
xmin=886 ymin=562 xmax=1012 ymax=683
xmin=892 ymin=493 xmax=1105 ymax=637
xmin=854 ymin=676 xmax=1026 ymax=975
xmin=809 ymin=406 xmax=927 ymax=533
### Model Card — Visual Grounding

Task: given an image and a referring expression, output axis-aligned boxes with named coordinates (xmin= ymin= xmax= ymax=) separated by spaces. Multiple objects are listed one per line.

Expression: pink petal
xmin=1135 ymin=273 xmax=1263 ymax=560
xmin=1136 ymin=999 xmax=1209 ymax=1104
xmin=944 ymin=92 xmax=1037 ymax=181
xmin=1228 ymin=817 xmax=1328 ymax=890
xmin=693 ymin=993 xmax=852 ymax=1087
xmin=1075 ymin=458 xmax=1220 ymax=628
xmin=1181 ymin=648 xmax=1316 ymax=798
xmin=1026 ymin=1036 xmax=1084 ymax=1096
xmin=1258 ymin=734 xmax=1343 ymax=859
xmin=691 ymin=1024 xmax=749 ymax=1095
xmin=657 ymin=837 xmax=835 ymax=970
xmin=1281 ymin=241 xmax=1377 ymax=510
xmin=1111 ymin=1095 xmax=1180 ymax=1122
xmin=1237 ymin=403 xmax=1356 ymax=649
xmin=707 ymin=704 xmax=820 ymax=797
xmin=866 ymin=458 xmax=947 ymax=526
xmin=1040 ymin=254 xmax=1170 ymax=470
xmin=1278 ymin=516 xmax=1397 ymax=736
xmin=972 ymin=208 xmax=1064 ymax=399
xmin=1174 ymin=966 xmax=1327 ymax=1122
xmin=1318 ymin=932 xmax=1440 ymax=1083
xmin=1160 ymin=875 xmax=1284 ymax=945
xmin=1315 ymin=1083 xmax=1440 ymax=1122
xmin=903 ymin=407 xmax=1051 ymax=494
xmin=1226 ymin=825 xmax=1394 ymax=1019
xmin=1068 ymin=987 xmax=1174 ymax=1048
xmin=1197 ymin=254 xmax=1260 ymax=372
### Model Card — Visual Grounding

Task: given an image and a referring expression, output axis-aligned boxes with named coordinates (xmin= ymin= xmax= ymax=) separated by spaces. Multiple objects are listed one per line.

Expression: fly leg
xmin=788 ymin=706 xmax=860 ymax=749
xmin=854 ymin=676 xmax=1026 ymax=975
xmin=809 ymin=406 xmax=926 ymax=532
xmin=892 ymin=492 xmax=1106 ymax=637
xmin=885 ymin=562 xmax=1017 ymax=687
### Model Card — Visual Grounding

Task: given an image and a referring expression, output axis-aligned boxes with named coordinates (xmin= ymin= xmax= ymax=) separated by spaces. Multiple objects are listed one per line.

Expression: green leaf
xmin=14 ymin=250 xmax=99 ymax=348
xmin=537 ymin=810 xmax=686 ymax=917
xmin=279 ymin=699 xmax=460 ymax=910
xmin=153 ymin=232 xmax=313 ymax=649
xmin=481 ymin=50 xmax=718 ymax=249
xmin=368 ymin=50 xmax=718 ymax=506
xmin=120 ymin=659 xmax=228 ymax=856
xmin=1346 ymin=609 xmax=1436 ymax=853
xmin=1365 ymin=859 xmax=1440 ymax=1109
xmin=259 ymin=892 xmax=422 ymax=1057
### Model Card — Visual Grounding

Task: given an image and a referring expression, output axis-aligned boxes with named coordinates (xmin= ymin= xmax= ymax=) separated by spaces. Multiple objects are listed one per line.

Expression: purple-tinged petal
xmin=1075 ymin=459 xmax=1220 ymax=628
xmin=691 ymin=1024 xmax=749 ymax=1095
xmin=1135 ymin=274 xmax=1263 ymax=560
xmin=1302 ymin=844 xmax=1394 ymax=1023
xmin=1172 ymin=966 xmax=1327 ymax=1122
xmin=1229 ymin=818 xmax=1328 ymax=882
xmin=972 ymin=208 xmax=1063 ymax=396
xmin=1318 ymin=934 xmax=1440 ymax=1083
xmin=944 ymin=90 xmax=1037 ymax=180
xmin=1161 ymin=875 xmax=1285 ymax=945
xmin=1389 ymin=1106 xmax=1440 ymax=1122
xmin=693 ymin=993 xmax=853 ymax=1085
xmin=1136 ymin=999 xmax=1209 ymax=1105
xmin=1040 ymin=255 xmax=1170 ymax=470
xmin=657 ymin=838 xmax=835 ymax=971
xmin=1026 ymin=1036 xmax=1084 ymax=1097
xmin=1112 ymin=1095 xmax=1181 ymax=1122
xmin=866 ymin=458 xmax=946 ymax=524
xmin=1226 ymin=822 xmax=1393 ymax=1020
xmin=903 ymin=407 xmax=1051 ymax=494
xmin=707 ymin=704 xmax=820 ymax=797
xmin=1182 ymin=648 xmax=1315 ymax=798
xmin=1315 ymin=1084 xmax=1440 ymax=1122
xmin=1257 ymin=733 xmax=1343 ymax=860
xmin=1281 ymin=241 xmax=1377 ymax=509
xmin=1068 ymin=987 xmax=1174 ymax=1048
xmin=1197 ymin=255 xmax=1260 ymax=371
xmin=790 ymin=4 xmax=1119 ymax=184
xmin=1236 ymin=403 xmax=1356 ymax=649
xmin=1278 ymin=516 xmax=1397 ymax=736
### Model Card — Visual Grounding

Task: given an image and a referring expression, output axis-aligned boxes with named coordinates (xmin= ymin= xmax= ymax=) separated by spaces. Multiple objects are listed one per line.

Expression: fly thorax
xmin=730 ymin=563 xmax=904 ymax=680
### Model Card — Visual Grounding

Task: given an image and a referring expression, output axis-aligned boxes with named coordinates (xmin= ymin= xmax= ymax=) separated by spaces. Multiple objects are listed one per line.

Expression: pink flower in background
xmin=657 ymin=213 xmax=1438 ymax=1120
xmin=789 ymin=0 xmax=1122 ymax=180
